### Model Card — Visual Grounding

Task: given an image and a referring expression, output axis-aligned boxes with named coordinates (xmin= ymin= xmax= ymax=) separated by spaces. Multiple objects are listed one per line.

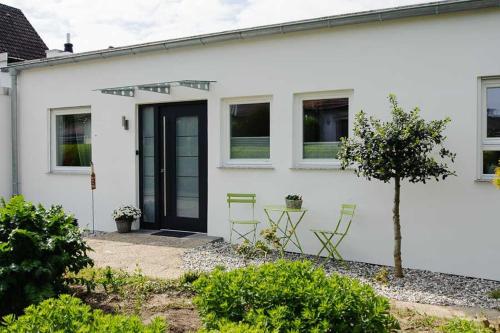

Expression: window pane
xmin=483 ymin=150 xmax=500 ymax=174
xmin=56 ymin=113 xmax=91 ymax=166
xmin=176 ymin=116 xmax=199 ymax=218
xmin=487 ymin=87 xmax=500 ymax=138
xmin=141 ymin=106 xmax=155 ymax=224
xmin=303 ymin=98 xmax=348 ymax=159
xmin=230 ymin=102 xmax=270 ymax=159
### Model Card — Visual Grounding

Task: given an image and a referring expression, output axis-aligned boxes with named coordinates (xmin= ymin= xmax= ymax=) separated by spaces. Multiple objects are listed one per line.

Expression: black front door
xmin=139 ymin=101 xmax=207 ymax=232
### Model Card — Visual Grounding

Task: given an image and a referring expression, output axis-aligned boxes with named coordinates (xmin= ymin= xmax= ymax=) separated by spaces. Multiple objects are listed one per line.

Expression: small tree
xmin=338 ymin=95 xmax=456 ymax=277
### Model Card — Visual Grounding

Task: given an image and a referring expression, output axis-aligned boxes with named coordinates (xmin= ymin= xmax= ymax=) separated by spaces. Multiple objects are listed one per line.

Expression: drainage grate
xmin=151 ymin=230 xmax=195 ymax=238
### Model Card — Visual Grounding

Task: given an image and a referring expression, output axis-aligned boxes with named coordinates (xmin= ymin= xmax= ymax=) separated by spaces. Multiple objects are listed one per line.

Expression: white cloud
xmin=3 ymin=0 xmax=430 ymax=52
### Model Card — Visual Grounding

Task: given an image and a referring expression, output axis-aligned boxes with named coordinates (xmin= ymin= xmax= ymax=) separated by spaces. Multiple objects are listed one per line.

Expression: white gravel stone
xmin=182 ymin=241 xmax=500 ymax=310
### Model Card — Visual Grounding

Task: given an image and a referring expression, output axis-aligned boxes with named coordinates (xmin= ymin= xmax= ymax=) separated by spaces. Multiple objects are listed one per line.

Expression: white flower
xmin=112 ymin=205 xmax=142 ymax=220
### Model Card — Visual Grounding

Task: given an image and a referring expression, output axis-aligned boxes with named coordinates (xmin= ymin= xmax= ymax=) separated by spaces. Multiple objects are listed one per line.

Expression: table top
xmin=263 ymin=205 xmax=308 ymax=212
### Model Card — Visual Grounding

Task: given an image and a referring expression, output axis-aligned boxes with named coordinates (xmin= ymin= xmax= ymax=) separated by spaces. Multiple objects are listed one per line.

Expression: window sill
xmin=475 ymin=177 xmax=494 ymax=183
xmin=291 ymin=162 xmax=345 ymax=170
xmin=48 ymin=170 xmax=90 ymax=175
xmin=219 ymin=163 xmax=274 ymax=170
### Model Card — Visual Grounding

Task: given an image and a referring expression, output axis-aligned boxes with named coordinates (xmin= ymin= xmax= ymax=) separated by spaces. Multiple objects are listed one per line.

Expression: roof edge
xmin=3 ymin=0 xmax=500 ymax=72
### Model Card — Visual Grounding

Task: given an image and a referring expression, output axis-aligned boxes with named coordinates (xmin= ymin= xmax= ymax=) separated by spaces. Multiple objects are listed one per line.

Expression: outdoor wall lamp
xmin=122 ymin=116 xmax=129 ymax=130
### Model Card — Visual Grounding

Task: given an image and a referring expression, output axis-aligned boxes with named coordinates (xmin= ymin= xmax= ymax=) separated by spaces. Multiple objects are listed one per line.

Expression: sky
xmin=4 ymin=0 xmax=432 ymax=52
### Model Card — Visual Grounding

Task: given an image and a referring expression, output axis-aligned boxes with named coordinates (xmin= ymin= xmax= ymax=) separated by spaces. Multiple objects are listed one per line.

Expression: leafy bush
xmin=439 ymin=318 xmax=493 ymax=333
xmin=0 ymin=196 xmax=93 ymax=315
xmin=193 ymin=260 xmax=398 ymax=332
xmin=234 ymin=240 xmax=270 ymax=260
xmin=179 ymin=270 xmax=202 ymax=286
xmin=0 ymin=294 xmax=166 ymax=332
xmin=198 ymin=321 xmax=263 ymax=333
xmin=488 ymin=288 xmax=500 ymax=299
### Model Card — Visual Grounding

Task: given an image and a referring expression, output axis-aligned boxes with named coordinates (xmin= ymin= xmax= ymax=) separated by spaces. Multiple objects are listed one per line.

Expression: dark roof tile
xmin=0 ymin=3 xmax=47 ymax=61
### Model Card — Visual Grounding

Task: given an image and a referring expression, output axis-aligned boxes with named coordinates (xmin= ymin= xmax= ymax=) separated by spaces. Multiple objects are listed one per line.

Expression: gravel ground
xmin=182 ymin=241 xmax=500 ymax=310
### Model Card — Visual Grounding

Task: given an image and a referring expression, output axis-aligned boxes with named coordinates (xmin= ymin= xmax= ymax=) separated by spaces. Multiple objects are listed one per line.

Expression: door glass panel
xmin=177 ymin=157 xmax=198 ymax=177
xmin=176 ymin=116 xmax=199 ymax=218
xmin=141 ymin=106 xmax=155 ymax=224
xmin=177 ymin=137 xmax=198 ymax=156
xmin=177 ymin=197 xmax=199 ymax=219
xmin=143 ymin=157 xmax=155 ymax=177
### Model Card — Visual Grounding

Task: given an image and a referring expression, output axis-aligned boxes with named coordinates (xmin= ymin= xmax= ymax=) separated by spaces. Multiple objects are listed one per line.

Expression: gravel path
xmin=182 ymin=241 xmax=500 ymax=310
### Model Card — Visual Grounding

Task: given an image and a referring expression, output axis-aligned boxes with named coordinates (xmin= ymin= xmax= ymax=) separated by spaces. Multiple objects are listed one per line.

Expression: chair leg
xmin=231 ymin=224 xmax=259 ymax=244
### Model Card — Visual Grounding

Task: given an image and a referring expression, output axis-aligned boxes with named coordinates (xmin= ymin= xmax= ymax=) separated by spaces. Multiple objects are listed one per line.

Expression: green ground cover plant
xmin=193 ymin=260 xmax=399 ymax=333
xmin=0 ymin=294 xmax=166 ymax=333
xmin=0 ymin=196 xmax=93 ymax=315
xmin=438 ymin=318 xmax=493 ymax=333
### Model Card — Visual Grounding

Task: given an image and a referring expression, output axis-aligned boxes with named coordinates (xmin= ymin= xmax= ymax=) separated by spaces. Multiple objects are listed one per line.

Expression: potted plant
xmin=112 ymin=205 xmax=141 ymax=233
xmin=285 ymin=194 xmax=303 ymax=209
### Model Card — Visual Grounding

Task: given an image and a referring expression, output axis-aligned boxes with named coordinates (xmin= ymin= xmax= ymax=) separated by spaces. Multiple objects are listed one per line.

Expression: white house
xmin=1 ymin=0 xmax=499 ymax=280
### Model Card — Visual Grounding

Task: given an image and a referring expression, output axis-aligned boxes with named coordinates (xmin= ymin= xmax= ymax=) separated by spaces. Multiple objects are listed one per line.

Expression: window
xmin=479 ymin=79 xmax=500 ymax=179
xmin=51 ymin=107 xmax=91 ymax=171
xmin=221 ymin=96 xmax=271 ymax=166
xmin=303 ymin=98 xmax=348 ymax=159
xmin=293 ymin=91 xmax=351 ymax=168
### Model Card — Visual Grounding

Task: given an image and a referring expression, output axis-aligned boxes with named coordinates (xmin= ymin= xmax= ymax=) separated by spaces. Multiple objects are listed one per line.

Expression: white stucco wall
xmin=14 ymin=9 xmax=500 ymax=280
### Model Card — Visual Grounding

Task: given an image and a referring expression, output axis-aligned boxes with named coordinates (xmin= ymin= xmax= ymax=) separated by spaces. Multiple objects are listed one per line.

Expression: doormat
xmin=151 ymin=230 xmax=195 ymax=238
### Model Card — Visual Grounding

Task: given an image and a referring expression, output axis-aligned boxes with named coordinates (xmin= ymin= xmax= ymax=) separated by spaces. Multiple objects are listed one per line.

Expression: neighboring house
xmin=0 ymin=3 xmax=47 ymax=63
xmin=1 ymin=0 xmax=500 ymax=280
xmin=0 ymin=3 xmax=48 ymax=199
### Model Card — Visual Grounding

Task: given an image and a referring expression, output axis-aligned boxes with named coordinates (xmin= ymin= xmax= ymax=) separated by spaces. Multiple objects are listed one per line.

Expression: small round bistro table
xmin=263 ymin=205 xmax=308 ymax=254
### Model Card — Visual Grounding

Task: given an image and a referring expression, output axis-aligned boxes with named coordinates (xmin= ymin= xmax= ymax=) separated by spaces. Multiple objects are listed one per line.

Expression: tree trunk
xmin=393 ymin=176 xmax=404 ymax=278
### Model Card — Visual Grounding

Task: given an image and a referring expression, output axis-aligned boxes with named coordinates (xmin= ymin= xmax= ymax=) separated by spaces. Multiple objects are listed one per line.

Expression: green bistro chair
xmin=311 ymin=204 xmax=356 ymax=264
xmin=227 ymin=193 xmax=260 ymax=244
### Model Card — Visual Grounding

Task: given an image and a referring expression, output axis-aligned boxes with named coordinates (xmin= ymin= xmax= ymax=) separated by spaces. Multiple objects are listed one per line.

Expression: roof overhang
xmin=2 ymin=0 xmax=500 ymax=73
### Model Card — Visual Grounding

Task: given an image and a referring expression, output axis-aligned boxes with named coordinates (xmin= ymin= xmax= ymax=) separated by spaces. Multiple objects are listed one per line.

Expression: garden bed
xmin=182 ymin=241 xmax=500 ymax=310
xmin=66 ymin=266 xmax=498 ymax=333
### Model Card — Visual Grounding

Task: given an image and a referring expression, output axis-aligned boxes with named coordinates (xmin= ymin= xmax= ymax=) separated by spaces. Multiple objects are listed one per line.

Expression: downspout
xmin=10 ymin=68 xmax=18 ymax=195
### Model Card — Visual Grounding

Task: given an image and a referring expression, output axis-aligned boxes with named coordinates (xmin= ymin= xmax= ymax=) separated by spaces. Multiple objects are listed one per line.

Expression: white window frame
xmin=478 ymin=78 xmax=500 ymax=180
xmin=292 ymin=90 xmax=353 ymax=169
xmin=220 ymin=96 xmax=272 ymax=168
xmin=49 ymin=106 xmax=92 ymax=174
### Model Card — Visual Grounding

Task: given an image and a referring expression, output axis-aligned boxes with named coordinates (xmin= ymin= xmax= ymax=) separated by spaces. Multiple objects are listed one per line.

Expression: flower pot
xmin=286 ymin=199 xmax=303 ymax=210
xmin=115 ymin=218 xmax=133 ymax=233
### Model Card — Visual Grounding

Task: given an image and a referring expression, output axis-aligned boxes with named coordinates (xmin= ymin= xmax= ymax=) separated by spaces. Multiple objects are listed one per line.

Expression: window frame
xmin=478 ymin=78 xmax=500 ymax=180
xmin=220 ymin=96 xmax=272 ymax=168
xmin=293 ymin=90 xmax=353 ymax=169
xmin=49 ymin=106 xmax=92 ymax=174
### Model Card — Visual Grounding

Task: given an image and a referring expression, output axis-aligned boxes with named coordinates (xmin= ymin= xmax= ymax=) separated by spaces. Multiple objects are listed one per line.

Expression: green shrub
xmin=0 ymin=196 xmax=93 ymax=315
xmin=198 ymin=321 xmax=263 ymax=333
xmin=439 ymin=318 xmax=493 ymax=333
xmin=179 ymin=270 xmax=202 ymax=286
xmin=488 ymin=288 xmax=500 ymax=299
xmin=234 ymin=240 xmax=270 ymax=260
xmin=0 ymin=294 xmax=166 ymax=332
xmin=193 ymin=260 xmax=398 ymax=332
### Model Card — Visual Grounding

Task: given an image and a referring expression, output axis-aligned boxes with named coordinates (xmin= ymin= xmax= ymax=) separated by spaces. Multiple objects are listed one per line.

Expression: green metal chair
xmin=227 ymin=193 xmax=260 ymax=244
xmin=311 ymin=204 xmax=356 ymax=263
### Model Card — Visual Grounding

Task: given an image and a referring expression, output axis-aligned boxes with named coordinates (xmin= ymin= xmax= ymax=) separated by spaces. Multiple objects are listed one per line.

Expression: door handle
xmin=163 ymin=116 xmax=167 ymax=216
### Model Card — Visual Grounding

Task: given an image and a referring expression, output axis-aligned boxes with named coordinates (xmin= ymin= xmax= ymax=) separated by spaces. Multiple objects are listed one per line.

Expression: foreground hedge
xmin=194 ymin=260 xmax=398 ymax=332
xmin=0 ymin=196 xmax=93 ymax=315
xmin=0 ymin=295 xmax=166 ymax=333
